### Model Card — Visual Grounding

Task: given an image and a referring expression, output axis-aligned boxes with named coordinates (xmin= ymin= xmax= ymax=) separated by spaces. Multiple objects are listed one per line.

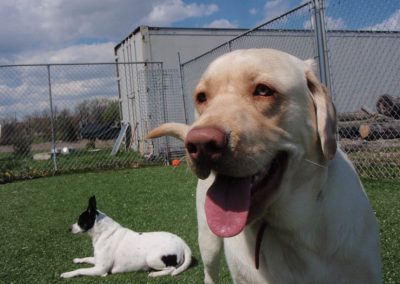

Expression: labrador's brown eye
xmin=253 ymin=84 xmax=274 ymax=97
xmin=197 ymin=92 xmax=207 ymax=103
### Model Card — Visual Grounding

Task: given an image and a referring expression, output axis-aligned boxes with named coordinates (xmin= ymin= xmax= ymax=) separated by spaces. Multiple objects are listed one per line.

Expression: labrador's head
xmin=147 ymin=49 xmax=336 ymax=237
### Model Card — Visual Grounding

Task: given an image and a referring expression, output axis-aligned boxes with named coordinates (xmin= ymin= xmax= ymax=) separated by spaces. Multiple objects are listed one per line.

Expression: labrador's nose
xmin=185 ymin=127 xmax=227 ymax=163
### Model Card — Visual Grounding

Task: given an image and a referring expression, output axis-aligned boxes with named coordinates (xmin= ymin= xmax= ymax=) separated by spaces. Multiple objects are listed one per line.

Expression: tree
xmin=75 ymin=99 xmax=120 ymax=126
xmin=25 ymin=110 xmax=52 ymax=143
xmin=0 ymin=119 xmax=17 ymax=145
xmin=55 ymin=109 xmax=79 ymax=142
xmin=102 ymin=100 xmax=119 ymax=124
xmin=12 ymin=123 xmax=33 ymax=158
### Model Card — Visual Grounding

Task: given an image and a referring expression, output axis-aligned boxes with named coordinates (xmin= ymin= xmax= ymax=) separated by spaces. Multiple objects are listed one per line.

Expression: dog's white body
xmin=147 ymin=49 xmax=381 ymax=283
xmin=61 ymin=210 xmax=191 ymax=278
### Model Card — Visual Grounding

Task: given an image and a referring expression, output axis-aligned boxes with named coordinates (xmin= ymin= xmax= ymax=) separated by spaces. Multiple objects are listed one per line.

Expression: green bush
xmin=0 ymin=158 xmax=20 ymax=183
xmin=85 ymin=139 xmax=96 ymax=149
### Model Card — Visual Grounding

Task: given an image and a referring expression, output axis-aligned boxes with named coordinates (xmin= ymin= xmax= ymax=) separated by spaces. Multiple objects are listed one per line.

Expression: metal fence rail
xmin=0 ymin=62 xmax=165 ymax=183
xmin=180 ymin=0 xmax=400 ymax=179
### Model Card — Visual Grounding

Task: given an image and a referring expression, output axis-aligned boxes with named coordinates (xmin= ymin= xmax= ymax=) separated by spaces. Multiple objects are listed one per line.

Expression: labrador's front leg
xmin=197 ymin=177 xmax=223 ymax=284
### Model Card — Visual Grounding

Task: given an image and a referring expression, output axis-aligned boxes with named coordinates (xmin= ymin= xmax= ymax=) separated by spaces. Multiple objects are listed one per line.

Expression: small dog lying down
xmin=60 ymin=196 xmax=192 ymax=278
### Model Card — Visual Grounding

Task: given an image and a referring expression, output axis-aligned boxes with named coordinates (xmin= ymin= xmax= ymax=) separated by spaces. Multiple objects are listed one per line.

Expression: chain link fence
xmin=0 ymin=63 xmax=165 ymax=183
xmin=1 ymin=1 xmax=398 ymax=181
xmin=325 ymin=0 xmax=400 ymax=179
xmin=180 ymin=0 xmax=399 ymax=179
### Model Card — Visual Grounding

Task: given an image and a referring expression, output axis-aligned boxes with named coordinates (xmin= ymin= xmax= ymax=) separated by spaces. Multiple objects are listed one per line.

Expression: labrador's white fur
xmin=147 ymin=49 xmax=381 ymax=283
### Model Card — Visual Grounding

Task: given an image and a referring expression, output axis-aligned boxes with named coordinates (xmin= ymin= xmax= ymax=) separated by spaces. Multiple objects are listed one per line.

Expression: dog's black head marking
xmin=77 ymin=196 xmax=98 ymax=232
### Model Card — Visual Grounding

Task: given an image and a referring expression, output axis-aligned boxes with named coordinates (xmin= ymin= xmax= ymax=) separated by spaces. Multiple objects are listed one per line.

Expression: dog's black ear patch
xmin=77 ymin=196 xmax=97 ymax=232
xmin=161 ymin=255 xmax=178 ymax=267
xmin=88 ymin=196 xmax=96 ymax=213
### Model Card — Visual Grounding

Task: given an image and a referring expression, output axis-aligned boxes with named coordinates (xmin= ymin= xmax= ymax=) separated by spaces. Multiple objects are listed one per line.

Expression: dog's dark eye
xmin=196 ymin=92 xmax=207 ymax=103
xmin=253 ymin=84 xmax=274 ymax=97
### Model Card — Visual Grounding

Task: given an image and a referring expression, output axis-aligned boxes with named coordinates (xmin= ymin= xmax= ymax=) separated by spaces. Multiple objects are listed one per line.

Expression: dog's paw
xmin=73 ymin=258 xmax=83 ymax=264
xmin=148 ymin=271 xmax=159 ymax=278
xmin=60 ymin=271 xmax=75 ymax=278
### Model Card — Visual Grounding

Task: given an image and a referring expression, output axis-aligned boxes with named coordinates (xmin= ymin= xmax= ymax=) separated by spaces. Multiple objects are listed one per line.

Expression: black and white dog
xmin=60 ymin=196 xmax=192 ymax=278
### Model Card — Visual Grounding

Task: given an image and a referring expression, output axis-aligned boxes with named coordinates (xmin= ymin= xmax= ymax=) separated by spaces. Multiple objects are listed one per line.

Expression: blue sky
xmin=0 ymin=0 xmax=398 ymax=64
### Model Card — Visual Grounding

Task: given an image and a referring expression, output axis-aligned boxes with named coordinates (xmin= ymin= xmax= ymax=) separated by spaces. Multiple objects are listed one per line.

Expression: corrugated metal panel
xmin=327 ymin=31 xmax=400 ymax=112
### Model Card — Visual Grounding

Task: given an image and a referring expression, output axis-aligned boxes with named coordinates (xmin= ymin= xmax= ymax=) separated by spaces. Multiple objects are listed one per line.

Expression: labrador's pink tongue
xmin=205 ymin=175 xmax=251 ymax=238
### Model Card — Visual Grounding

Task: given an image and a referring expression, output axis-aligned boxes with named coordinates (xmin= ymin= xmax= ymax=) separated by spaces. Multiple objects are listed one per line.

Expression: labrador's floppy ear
xmin=305 ymin=61 xmax=337 ymax=160
xmin=146 ymin=122 xmax=190 ymax=141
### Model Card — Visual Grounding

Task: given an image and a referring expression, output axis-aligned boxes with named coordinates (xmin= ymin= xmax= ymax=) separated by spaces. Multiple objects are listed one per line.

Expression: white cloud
xmin=0 ymin=0 xmax=223 ymax=119
xmin=51 ymin=77 xmax=117 ymax=99
xmin=0 ymin=0 xmax=220 ymax=63
xmin=249 ymin=8 xmax=258 ymax=16
xmin=0 ymin=0 xmax=156 ymax=63
xmin=263 ymin=0 xmax=290 ymax=21
xmin=204 ymin=19 xmax=238 ymax=29
xmin=0 ymin=77 xmax=55 ymax=118
xmin=14 ymin=42 xmax=116 ymax=64
xmin=326 ymin=17 xmax=345 ymax=30
xmin=0 ymin=0 xmax=221 ymax=118
xmin=366 ymin=9 xmax=400 ymax=31
xmin=1 ymin=1 xmax=144 ymax=42
xmin=0 ymin=62 xmax=119 ymax=118
xmin=142 ymin=0 xmax=218 ymax=26
xmin=304 ymin=16 xmax=345 ymax=30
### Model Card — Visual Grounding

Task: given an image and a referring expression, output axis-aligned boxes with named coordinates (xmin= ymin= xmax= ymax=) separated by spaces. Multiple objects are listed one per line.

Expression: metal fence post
xmin=47 ymin=65 xmax=58 ymax=171
xmin=178 ymin=52 xmax=189 ymax=125
xmin=160 ymin=63 xmax=170 ymax=162
xmin=114 ymin=61 xmax=123 ymax=128
xmin=312 ymin=0 xmax=332 ymax=94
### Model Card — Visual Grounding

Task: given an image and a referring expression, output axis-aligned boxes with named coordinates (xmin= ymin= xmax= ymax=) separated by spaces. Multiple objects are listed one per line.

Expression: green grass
xmin=0 ymin=167 xmax=231 ymax=283
xmin=0 ymin=168 xmax=398 ymax=283
xmin=364 ymin=179 xmax=400 ymax=284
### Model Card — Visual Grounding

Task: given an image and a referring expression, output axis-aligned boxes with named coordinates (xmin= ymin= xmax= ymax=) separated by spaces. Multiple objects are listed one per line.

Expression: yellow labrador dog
xmin=147 ymin=49 xmax=381 ymax=283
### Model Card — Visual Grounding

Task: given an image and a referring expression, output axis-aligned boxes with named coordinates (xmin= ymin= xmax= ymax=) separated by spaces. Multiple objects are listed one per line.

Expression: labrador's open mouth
xmin=205 ymin=151 xmax=288 ymax=238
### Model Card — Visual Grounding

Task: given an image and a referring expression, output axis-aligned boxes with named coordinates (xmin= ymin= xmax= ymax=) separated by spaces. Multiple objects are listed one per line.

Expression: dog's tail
xmin=171 ymin=243 xmax=192 ymax=276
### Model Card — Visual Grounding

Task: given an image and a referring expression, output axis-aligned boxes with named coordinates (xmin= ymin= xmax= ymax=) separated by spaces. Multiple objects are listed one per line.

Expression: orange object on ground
xmin=172 ymin=159 xmax=181 ymax=167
